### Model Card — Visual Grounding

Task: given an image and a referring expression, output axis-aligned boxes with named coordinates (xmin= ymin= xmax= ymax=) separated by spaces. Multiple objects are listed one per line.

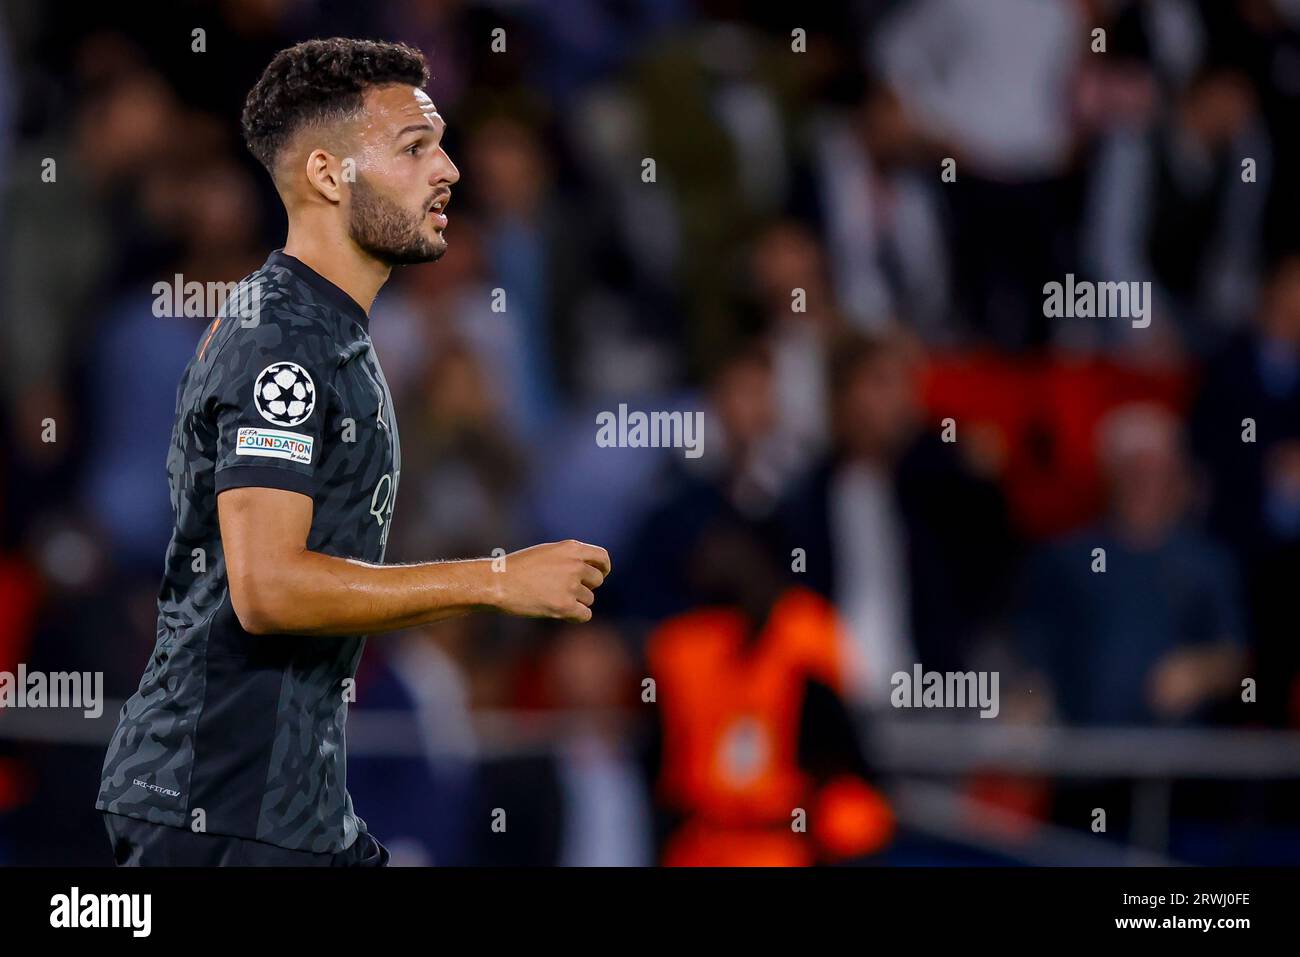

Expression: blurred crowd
xmin=4 ymin=0 xmax=1300 ymax=865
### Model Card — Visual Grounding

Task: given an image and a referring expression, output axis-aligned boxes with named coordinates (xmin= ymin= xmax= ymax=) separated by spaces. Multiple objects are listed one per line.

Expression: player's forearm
xmin=230 ymin=549 xmax=502 ymax=637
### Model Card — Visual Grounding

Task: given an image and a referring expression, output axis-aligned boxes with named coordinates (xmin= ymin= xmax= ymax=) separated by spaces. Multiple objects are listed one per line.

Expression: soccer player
xmin=95 ymin=38 xmax=611 ymax=866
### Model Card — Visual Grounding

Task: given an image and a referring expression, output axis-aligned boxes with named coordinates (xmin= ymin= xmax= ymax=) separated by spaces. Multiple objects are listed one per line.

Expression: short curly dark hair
xmin=241 ymin=38 xmax=430 ymax=173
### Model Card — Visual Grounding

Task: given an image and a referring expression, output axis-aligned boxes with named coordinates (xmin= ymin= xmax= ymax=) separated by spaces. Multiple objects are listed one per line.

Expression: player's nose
xmin=433 ymin=148 xmax=460 ymax=187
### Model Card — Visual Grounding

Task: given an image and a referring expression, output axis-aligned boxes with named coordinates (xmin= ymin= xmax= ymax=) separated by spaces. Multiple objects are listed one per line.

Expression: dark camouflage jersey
xmin=96 ymin=250 xmax=401 ymax=853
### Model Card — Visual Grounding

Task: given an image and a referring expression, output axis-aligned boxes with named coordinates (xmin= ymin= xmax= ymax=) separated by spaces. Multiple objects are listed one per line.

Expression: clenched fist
xmin=494 ymin=540 xmax=611 ymax=623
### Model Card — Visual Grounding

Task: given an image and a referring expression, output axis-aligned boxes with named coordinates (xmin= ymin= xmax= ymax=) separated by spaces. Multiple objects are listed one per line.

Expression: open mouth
xmin=428 ymin=194 xmax=450 ymax=228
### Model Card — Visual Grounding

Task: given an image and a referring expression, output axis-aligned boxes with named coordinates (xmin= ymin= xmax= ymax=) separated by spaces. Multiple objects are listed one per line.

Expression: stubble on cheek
xmin=347 ymin=173 xmax=444 ymax=265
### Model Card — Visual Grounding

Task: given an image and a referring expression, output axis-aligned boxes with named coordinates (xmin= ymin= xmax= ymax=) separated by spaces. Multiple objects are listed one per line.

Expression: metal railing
xmin=4 ymin=702 xmax=1298 ymax=864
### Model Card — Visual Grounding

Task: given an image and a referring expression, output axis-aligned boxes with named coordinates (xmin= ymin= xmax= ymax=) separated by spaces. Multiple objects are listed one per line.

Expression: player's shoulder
xmin=205 ymin=268 xmax=344 ymax=370
xmin=195 ymin=315 xmax=339 ymax=425
xmin=254 ymin=254 xmax=347 ymax=326
xmin=243 ymin=259 xmax=346 ymax=344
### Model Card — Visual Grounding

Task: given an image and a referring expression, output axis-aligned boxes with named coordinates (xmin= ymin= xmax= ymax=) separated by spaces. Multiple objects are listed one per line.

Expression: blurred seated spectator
xmin=616 ymin=339 xmax=782 ymax=625
xmin=776 ymin=330 xmax=1015 ymax=707
xmin=919 ymin=351 xmax=1190 ymax=540
xmin=468 ymin=621 xmax=652 ymax=866
xmin=645 ymin=520 xmax=893 ymax=866
xmin=1193 ymin=254 xmax=1300 ymax=556
xmin=740 ymin=221 xmax=840 ymax=474
xmin=80 ymin=157 xmax=264 ymax=574
xmin=789 ymin=73 xmax=950 ymax=337
xmin=347 ymin=617 xmax=481 ymax=866
xmin=1083 ymin=63 xmax=1267 ymax=348
xmin=460 ymin=114 xmax=580 ymax=435
xmin=1192 ymin=253 xmax=1300 ymax=724
xmin=546 ymin=622 xmax=654 ymax=866
xmin=1017 ymin=403 xmax=1247 ymax=726
xmin=383 ymin=343 xmax=530 ymax=565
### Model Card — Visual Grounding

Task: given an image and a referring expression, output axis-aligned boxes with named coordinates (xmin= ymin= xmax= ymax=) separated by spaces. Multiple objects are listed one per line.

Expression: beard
xmin=348 ymin=174 xmax=446 ymax=266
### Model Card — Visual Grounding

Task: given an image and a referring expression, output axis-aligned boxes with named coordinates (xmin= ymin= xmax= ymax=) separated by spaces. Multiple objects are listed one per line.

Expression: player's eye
xmin=406 ymin=143 xmax=422 ymax=156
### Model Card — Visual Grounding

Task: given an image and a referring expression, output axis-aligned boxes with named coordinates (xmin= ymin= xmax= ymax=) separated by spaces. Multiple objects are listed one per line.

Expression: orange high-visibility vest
xmin=648 ymin=587 xmax=893 ymax=865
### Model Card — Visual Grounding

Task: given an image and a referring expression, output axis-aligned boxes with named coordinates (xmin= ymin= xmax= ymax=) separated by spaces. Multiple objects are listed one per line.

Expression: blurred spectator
xmin=459 ymin=114 xmax=577 ymax=435
xmin=81 ymin=158 xmax=262 ymax=572
xmin=1197 ymin=0 xmax=1300 ymax=261
xmin=790 ymin=74 xmax=950 ymax=336
xmin=742 ymin=221 xmax=839 ymax=469
xmin=383 ymin=342 xmax=530 ymax=564
xmin=617 ymin=338 xmax=781 ymax=624
xmin=347 ymin=619 xmax=481 ymax=866
xmin=1017 ymin=403 xmax=1247 ymax=726
xmin=469 ymin=621 xmax=652 ymax=866
xmin=1193 ymin=254 xmax=1300 ymax=556
xmin=3 ymin=50 xmax=166 ymax=475
xmin=623 ymin=16 xmax=793 ymax=376
xmin=1192 ymin=254 xmax=1300 ymax=724
xmin=545 ymin=622 xmax=653 ymax=866
xmin=1083 ymin=63 xmax=1269 ymax=349
xmin=876 ymin=0 xmax=1084 ymax=346
xmin=776 ymin=330 xmax=1015 ymax=708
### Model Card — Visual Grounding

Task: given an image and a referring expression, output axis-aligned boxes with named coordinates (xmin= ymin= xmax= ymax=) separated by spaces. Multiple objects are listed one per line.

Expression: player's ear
xmin=303 ymin=148 xmax=345 ymax=204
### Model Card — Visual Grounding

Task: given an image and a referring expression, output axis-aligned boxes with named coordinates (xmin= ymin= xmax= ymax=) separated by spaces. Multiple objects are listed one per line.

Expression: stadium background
xmin=2 ymin=0 xmax=1300 ymax=865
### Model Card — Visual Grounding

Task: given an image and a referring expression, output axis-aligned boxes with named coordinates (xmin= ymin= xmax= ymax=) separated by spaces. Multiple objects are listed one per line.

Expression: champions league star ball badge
xmin=254 ymin=361 xmax=316 ymax=427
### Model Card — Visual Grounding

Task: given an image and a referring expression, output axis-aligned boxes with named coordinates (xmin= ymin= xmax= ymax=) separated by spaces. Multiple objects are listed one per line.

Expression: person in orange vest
xmin=645 ymin=520 xmax=894 ymax=866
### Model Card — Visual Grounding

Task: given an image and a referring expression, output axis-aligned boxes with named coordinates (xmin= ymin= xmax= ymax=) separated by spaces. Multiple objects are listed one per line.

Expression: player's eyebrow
xmin=395 ymin=116 xmax=445 ymax=139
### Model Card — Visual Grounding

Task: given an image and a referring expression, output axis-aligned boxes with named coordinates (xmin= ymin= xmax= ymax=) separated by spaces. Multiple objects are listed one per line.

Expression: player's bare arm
xmin=219 ymin=486 xmax=610 ymax=636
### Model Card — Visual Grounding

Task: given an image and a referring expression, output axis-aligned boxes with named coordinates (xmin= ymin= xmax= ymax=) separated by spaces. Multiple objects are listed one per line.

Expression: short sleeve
xmin=207 ymin=319 xmax=337 ymax=498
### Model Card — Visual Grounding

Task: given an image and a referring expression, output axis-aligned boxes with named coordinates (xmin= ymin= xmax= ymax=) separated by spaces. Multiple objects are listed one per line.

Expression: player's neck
xmin=282 ymin=226 xmax=390 ymax=316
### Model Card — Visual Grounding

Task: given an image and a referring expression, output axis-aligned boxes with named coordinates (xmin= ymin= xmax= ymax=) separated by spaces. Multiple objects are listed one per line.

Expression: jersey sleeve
xmin=207 ymin=319 xmax=338 ymax=498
